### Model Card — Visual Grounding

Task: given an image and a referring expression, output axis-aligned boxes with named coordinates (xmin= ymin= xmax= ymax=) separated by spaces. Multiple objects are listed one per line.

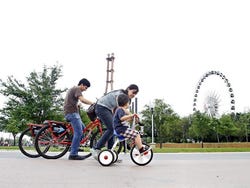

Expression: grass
xmin=0 ymin=146 xmax=21 ymax=150
xmin=153 ymin=147 xmax=250 ymax=153
xmin=1 ymin=146 xmax=250 ymax=153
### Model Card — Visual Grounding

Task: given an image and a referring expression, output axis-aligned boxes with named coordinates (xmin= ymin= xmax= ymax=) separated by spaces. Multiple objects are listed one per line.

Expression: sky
xmin=0 ymin=0 xmax=250 ymax=118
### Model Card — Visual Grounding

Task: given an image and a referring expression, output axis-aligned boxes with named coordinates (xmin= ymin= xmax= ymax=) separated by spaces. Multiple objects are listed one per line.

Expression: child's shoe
xmin=139 ymin=145 xmax=151 ymax=154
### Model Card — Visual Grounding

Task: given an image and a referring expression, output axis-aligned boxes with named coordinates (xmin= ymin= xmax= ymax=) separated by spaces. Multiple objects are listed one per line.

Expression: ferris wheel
xmin=203 ymin=91 xmax=220 ymax=117
xmin=193 ymin=71 xmax=235 ymax=117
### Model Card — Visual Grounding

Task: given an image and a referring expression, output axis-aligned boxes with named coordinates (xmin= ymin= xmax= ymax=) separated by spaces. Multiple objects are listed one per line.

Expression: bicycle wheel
xmin=35 ymin=124 xmax=71 ymax=159
xmin=18 ymin=127 xmax=41 ymax=158
xmin=90 ymin=130 xmax=123 ymax=153
xmin=130 ymin=143 xmax=153 ymax=166
xmin=89 ymin=129 xmax=103 ymax=148
xmin=98 ymin=149 xmax=114 ymax=166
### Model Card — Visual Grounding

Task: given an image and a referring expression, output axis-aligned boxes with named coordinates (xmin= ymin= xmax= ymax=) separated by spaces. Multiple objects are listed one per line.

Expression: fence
xmin=156 ymin=142 xmax=250 ymax=148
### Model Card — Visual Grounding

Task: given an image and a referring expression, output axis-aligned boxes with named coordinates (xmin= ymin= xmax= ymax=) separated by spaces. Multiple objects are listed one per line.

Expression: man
xmin=64 ymin=78 xmax=93 ymax=160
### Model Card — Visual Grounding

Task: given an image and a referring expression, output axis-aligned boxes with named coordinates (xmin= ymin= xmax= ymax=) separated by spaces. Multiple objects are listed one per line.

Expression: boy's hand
xmin=133 ymin=113 xmax=139 ymax=118
xmin=132 ymin=113 xmax=140 ymax=123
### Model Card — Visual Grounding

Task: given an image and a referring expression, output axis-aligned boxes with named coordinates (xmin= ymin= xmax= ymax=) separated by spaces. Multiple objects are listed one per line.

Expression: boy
xmin=113 ymin=93 xmax=150 ymax=154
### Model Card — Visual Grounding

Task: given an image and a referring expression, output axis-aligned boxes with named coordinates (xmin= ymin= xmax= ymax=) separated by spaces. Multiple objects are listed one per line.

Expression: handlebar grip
xmin=138 ymin=122 xmax=144 ymax=126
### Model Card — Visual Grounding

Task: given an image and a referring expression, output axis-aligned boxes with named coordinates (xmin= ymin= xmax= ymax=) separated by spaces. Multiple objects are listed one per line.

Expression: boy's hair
xmin=117 ymin=93 xmax=129 ymax=106
xmin=78 ymin=78 xmax=91 ymax=87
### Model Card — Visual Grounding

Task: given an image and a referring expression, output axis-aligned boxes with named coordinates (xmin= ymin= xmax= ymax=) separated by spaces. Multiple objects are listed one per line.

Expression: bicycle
xmin=114 ymin=121 xmax=146 ymax=155
xmin=34 ymin=118 xmax=103 ymax=159
xmin=18 ymin=123 xmax=45 ymax=158
xmin=98 ymin=116 xmax=153 ymax=166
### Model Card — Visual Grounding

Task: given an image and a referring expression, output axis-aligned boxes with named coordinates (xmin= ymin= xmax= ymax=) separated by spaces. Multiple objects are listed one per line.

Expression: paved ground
xmin=0 ymin=150 xmax=250 ymax=188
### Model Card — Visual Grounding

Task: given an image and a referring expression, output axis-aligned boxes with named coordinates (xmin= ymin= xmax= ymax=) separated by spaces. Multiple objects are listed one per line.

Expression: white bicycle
xmin=98 ymin=116 xmax=153 ymax=166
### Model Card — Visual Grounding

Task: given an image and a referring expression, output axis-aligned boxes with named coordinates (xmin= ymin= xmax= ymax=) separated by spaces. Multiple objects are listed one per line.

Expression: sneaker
xmin=69 ymin=147 xmax=84 ymax=152
xmin=68 ymin=153 xmax=91 ymax=160
xmin=126 ymin=143 xmax=131 ymax=150
xmin=90 ymin=148 xmax=101 ymax=160
xmin=139 ymin=145 xmax=151 ymax=154
xmin=78 ymin=148 xmax=84 ymax=152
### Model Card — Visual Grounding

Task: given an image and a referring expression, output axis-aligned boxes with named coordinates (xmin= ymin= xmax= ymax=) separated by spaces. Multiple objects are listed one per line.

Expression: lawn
xmin=153 ymin=147 xmax=250 ymax=153
xmin=1 ymin=146 xmax=250 ymax=153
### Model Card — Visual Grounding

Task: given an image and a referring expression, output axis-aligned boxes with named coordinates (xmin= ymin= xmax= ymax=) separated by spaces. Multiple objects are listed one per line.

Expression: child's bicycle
xmin=18 ymin=123 xmax=45 ymax=158
xmin=97 ymin=116 xmax=153 ymax=166
xmin=34 ymin=118 xmax=103 ymax=159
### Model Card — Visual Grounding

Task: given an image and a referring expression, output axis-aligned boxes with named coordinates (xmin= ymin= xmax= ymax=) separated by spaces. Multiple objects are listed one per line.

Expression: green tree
xmin=178 ymin=116 xmax=192 ymax=143
xmin=209 ymin=117 xmax=221 ymax=142
xmin=140 ymin=99 xmax=181 ymax=146
xmin=231 ymin=112 xmax=250 ymax=142
xmin=189 ymin=111 xmax=212 ymax=145
xmin=218 ymin=114 xmax=238 ymax=142
xmin=0 ymin=64 xmax=67 ymax=145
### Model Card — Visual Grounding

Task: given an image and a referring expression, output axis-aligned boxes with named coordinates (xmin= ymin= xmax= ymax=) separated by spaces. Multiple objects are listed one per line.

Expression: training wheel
xmin=98 ymin=149 xmax=114 ymax=166
xmin=111 ymin=150 xmax=118 ymax=163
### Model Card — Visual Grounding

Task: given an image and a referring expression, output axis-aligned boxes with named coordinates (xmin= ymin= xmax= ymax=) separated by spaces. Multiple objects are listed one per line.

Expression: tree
xmin=0 ymin=64 xmax=67 ymax=145
xmin=140 ymin=99 xmax=181 ymax=146
xmin=218 ymin=114 xmax=237 ymax=142
xmin=178 ymin=116 xmax=192 ymax=143
xmin=209 ymin=117 xmax=221 ymax=142
xmin=189 ymin=111 xmax=212 ymax=145
xmin=233 ymin=112 xmax=250 ymax=142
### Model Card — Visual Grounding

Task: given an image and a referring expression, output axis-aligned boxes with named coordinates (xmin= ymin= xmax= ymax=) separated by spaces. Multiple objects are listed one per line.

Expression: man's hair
xmin=78 ymin=78 xmax=91 ymax=87
xmin=117 ymin=93 xmax=129 ymax=106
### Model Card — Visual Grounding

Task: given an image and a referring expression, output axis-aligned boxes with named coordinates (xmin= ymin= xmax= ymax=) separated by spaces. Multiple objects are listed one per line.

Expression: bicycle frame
xmin=27 ymin=123 xmax=44 ymax=136
xmin=42 ymin=118 xmax=103 ymax=146
xmin=81 ymin=118 xmax=103 ymax=144
xmin=35 ymin=118 xmax=104 ymax=159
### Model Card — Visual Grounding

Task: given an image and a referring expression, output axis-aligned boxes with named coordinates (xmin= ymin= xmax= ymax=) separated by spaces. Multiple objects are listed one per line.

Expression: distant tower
xmin=104 ymin=53 xmax=115 ymax=95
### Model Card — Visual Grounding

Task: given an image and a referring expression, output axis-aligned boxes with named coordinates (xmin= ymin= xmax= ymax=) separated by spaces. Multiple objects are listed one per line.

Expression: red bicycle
xmin=34 ymin=118 xmax=103 ymax=159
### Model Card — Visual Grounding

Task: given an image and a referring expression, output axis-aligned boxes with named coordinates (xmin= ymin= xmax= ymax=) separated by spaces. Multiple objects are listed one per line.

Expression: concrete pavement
xmin=0 ymin=151 xmax=250 ymax=188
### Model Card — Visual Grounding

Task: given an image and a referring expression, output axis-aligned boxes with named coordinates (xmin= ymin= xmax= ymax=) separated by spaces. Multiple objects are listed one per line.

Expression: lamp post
xmin=150 ymin=106 xmax=154 ymax=144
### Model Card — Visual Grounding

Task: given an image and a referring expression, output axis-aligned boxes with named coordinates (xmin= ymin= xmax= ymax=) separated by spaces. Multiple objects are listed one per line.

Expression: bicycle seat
xmin=113 ymin=130 xmax=126 ymax=141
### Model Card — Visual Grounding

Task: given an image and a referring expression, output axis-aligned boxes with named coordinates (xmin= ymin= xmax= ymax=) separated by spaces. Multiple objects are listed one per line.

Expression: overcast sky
xmin=0 ymin=0 xmax=250 ymax=117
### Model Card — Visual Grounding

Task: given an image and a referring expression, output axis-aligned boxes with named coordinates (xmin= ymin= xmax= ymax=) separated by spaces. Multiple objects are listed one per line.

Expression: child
xmin=113 ymin=93 xmax=150 ymax=154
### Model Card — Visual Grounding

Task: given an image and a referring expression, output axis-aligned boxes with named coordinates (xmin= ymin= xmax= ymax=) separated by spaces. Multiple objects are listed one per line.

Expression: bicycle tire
xmin=113 ymin=138 xmax=124 ymax=154
xmin=35 ymin=124 xmax=71 ymax=159
xmin=98 ymin=149 xmax=114 ymax=166
xmin=130 ymin=143 xmax=153 ymax=166
xmin=18 ymin=127 xmax=40 ymax=158
xmin=89 ymin=130 xmax=102 ymax=148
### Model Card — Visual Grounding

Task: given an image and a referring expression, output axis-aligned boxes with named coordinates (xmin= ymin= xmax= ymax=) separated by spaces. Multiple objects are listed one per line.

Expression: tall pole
xmin=135 ymin=97 xmax=138 ymax=114
xmin=104 ymin=53 xmax=115 ymax=95
xmin=151 ymin=107 xmax=154 ymax=144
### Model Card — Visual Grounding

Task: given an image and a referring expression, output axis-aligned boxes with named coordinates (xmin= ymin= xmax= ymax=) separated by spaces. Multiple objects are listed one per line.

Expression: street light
xmin=150 ymin=106 xmax=155 ymax=144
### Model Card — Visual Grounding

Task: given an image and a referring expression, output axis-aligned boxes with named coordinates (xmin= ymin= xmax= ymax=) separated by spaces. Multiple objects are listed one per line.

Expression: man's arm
xmin=79 ymin=95 xmax=93 ymax=105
